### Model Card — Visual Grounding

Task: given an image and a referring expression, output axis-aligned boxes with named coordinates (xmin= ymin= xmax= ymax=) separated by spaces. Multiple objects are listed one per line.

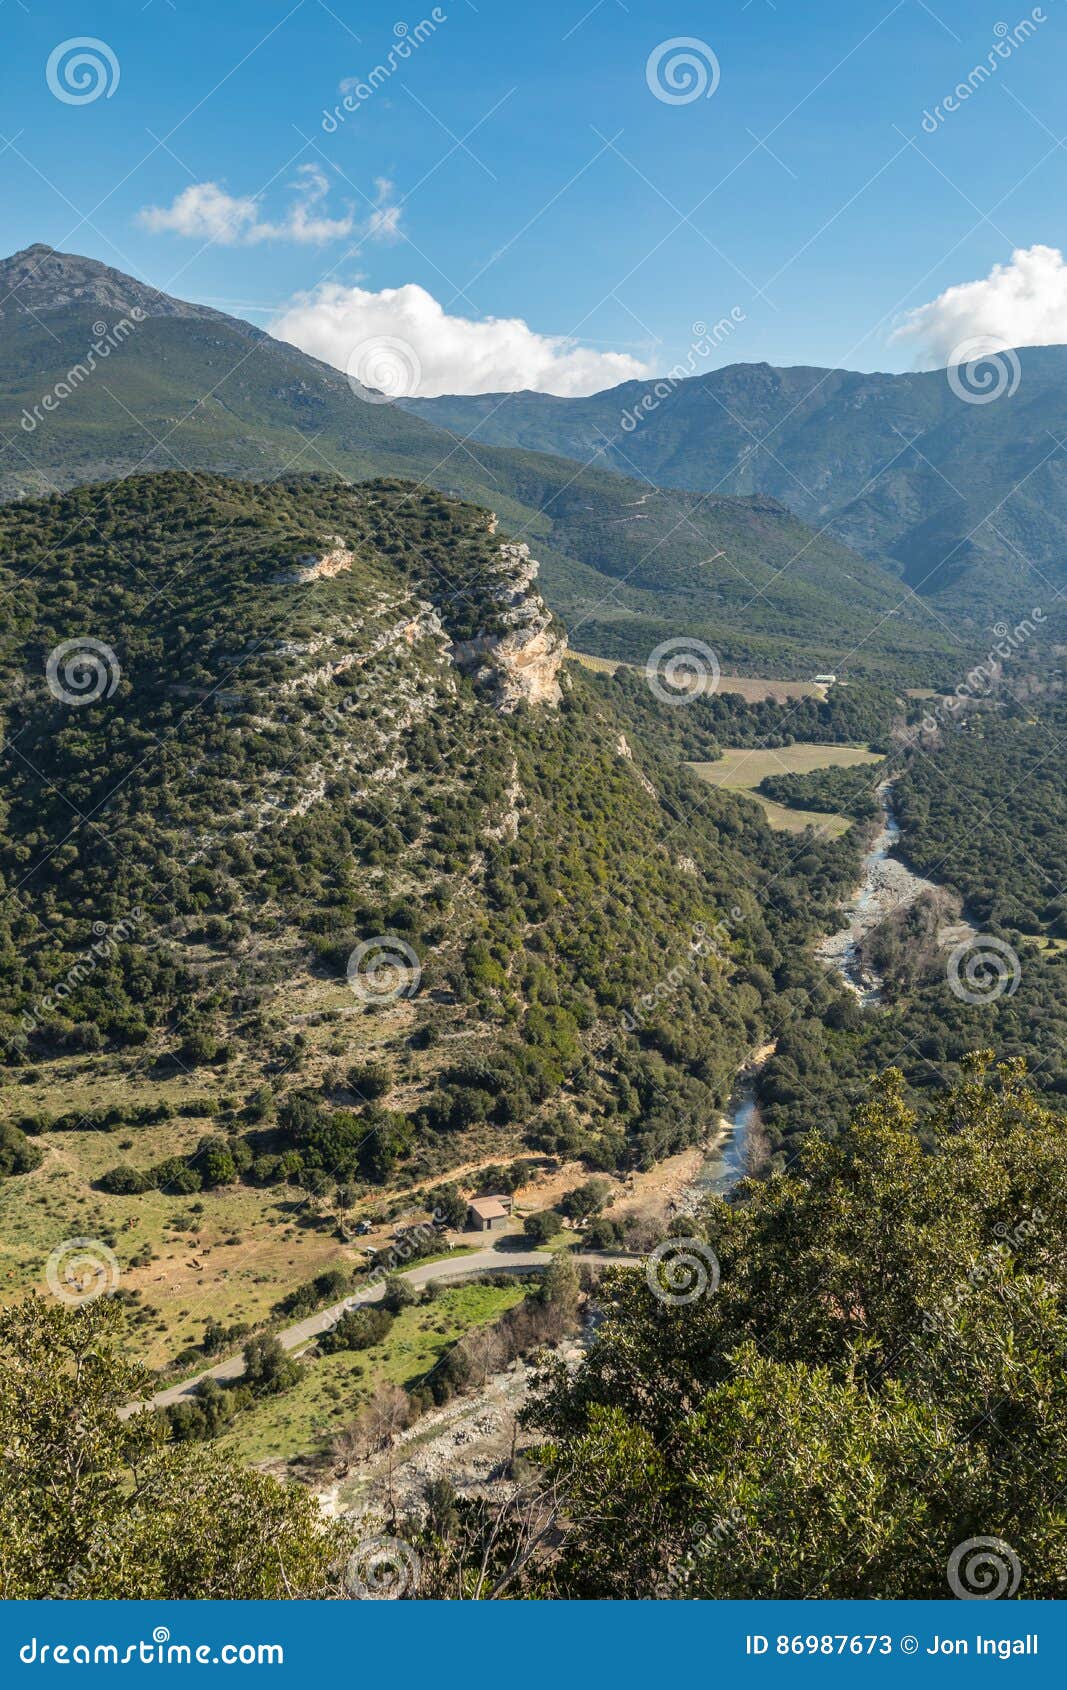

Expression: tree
xmin=363 ymin=1382 xmax=410 ymax=1514
xmin=523 ymin=1210 xmax=562 ymax=1243
xmin=558 ymin=1178 xmax=613 ymax=1221
xmin=530 ymin=1059 xmax=1067 ymax=1598
xmin=319 ymin=1304 xmax=393 ymax=1353
xmin=381 ymin=1272 xmax=418 ymax=1314
xmin=0 ymin=1297 xmax=346 ymax=1597
xmin=199 ymin=1138 xmax=237 ymax=1187
xmin=540 ymin=1250 xmax=580 ymax=1324
xmin=464 ymin=1323 xmax=506 ymax=1389
xmin=348 ymin=1061 xmax=391 ymax=1100
xmin=428 ymin=1183 xmax=468 ymax=1230
xmin=0 ymin=1121 xmax=43 ymax=1179
xmin=424 ymin=1477 xmax=459 ymax=1539
xmin=241 ymin=1334 xmax=299 ymax=1395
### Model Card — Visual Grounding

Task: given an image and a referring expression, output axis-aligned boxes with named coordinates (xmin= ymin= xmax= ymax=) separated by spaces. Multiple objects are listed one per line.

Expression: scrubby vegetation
xmin=895 ymin=702 xmax=1067 ymax=934
xmin=758 ymin=760 xmax=882 ymax=822
xmin=410 ymin=1061 xmax=1067 ymax=1598
xmin=0 ymin=1297 xmax=346 ymax=1597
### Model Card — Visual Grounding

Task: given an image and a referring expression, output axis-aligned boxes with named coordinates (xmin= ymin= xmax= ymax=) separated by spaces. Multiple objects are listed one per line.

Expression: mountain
xmin=402 ymin=351 xmax=1067 ymax=614
xmin=0 ymin=244 xmax=459 ymax=492
xmin=0 ymin=469 xmax=860 ymax=1360
xmin=0 ymin=246 xmax=955 ymax=679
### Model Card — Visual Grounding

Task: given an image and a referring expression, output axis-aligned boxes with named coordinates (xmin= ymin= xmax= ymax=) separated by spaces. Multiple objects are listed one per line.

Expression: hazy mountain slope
xmin=482 ymin=450 xmax=956 ymax=680
xmin=0 ymin=247 xmax=955 ymax=679
xmin=0 ymin=245 xmax=464 ymax=495
xmin=403 ymin=351 xmax=1067 ymax=612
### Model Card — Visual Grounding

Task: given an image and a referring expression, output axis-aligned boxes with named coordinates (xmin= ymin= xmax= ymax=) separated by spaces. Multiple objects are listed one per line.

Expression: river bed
xmin=685 ymin=785 xmax=974 ymax=1200
xmin=813 ymin=780 xmax=971 ymax=1005
xmin=690 ymin=1077 xmax=761 ymax=1198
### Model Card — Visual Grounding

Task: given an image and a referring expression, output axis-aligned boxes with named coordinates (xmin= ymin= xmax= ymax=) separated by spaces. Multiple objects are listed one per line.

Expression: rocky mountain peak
xmin=0 ymin=243 xmax=238 ymax=327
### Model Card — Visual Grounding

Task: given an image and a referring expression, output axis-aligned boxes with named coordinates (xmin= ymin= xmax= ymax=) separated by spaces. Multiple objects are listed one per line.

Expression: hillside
xmin=0 ymin=471 xmax=867 ymax=1367
xmin=403 ymin=350 xmax=1067 ymax=616
xmin=0 ymin=246 xmax=956 ymax=680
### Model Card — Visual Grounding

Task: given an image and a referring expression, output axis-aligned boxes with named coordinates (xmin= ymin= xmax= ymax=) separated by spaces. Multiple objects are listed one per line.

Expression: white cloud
xmin=269 ymin=280 xmax=652 ymax=397
xmin=139 ymin=182 xmax=264 ymax=245
xmin=138 ymin=166 xmax=399 ymax=248
xmin=893 ymin=244 xmax=1067 ymax=366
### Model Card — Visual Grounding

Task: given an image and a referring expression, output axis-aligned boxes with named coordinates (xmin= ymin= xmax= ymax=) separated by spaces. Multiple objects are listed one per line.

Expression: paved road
xmin=138 ymin=1246 xmax=636 ymax=1414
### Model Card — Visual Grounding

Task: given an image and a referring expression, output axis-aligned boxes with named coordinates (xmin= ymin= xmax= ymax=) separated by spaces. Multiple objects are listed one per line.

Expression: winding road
xmin=139 ymin=1245 xmax=636 ymax=1414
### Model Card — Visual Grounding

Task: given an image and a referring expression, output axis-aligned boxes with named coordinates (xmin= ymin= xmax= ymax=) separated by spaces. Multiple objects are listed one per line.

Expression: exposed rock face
xmin=615 ymin=731 xmax=657 ymax=799
xmin=0 ymin=244 xmax=235 ymax=326
xmin=274 ymin=536 xmax=355 ymax=584
xmin=450 ymin=541 xmax=566 ymax=712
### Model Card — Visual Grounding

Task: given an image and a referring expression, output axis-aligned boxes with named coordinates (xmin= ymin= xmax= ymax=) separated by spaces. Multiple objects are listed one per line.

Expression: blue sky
xmin=2 ymin=0 xmax=1066 ymax=391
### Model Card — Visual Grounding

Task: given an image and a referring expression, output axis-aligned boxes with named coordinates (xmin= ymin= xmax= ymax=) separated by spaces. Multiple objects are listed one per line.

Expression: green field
xmin=217 ymin=1280 xmax=529 ymax=1466
xmin=568 ymin=650 xmax=826 ymax=701
xmin=687 ymin=744 xmax=883 ymax=836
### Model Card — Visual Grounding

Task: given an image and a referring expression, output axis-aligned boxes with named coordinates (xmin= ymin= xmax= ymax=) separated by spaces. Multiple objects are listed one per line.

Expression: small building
xmin=813 ymin=673 xmax=837 ymax=686
xmin=466 ymin=1195 xmax=510 ymax=1233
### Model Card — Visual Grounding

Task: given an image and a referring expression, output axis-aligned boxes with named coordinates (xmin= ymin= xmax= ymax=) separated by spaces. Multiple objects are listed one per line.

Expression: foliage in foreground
xmin=0 ymin=1297 xmax=347 ymax=1598
xmin=521 ymin=1059 xmax=1067 ymax=1598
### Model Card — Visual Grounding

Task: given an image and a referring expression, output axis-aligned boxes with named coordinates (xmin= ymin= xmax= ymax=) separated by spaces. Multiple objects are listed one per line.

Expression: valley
xmin=1 ymin=255 xmax=1066 ymax=1603
xmin=814 ymin=783 xmax=977 ymax=1004
xmin=404 ymin=351 xmax=1067 ymax=626
xmin=5 ymin=0 xmax=1067 ymax=1613
xmin=0 ymin=248 xmax=965 ymax=683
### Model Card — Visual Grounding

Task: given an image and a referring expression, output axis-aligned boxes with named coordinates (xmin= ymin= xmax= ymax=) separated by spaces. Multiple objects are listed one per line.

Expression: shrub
xmin=523 ymin=1210 xmax=563 ymax=1243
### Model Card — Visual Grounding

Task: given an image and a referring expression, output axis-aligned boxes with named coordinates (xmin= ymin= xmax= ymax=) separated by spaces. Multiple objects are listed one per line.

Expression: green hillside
xmin=0 ymin=470 xmax=870 ymax=1365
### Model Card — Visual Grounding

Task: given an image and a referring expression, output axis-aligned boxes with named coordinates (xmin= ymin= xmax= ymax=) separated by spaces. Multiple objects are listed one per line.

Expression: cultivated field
xmin=567 ymin=650 xmax=827 ymax=701
xmin=687 ymin=743 xmax=883 ymax=836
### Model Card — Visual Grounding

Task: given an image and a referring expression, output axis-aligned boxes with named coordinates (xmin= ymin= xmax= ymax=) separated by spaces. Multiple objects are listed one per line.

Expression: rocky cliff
xmin=449 ymin=540 xmax=567 ymax=712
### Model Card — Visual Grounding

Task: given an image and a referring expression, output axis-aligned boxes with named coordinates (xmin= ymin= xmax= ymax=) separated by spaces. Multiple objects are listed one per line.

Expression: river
xmin=691 ymin=783 xmax=972 ymax=1198
xmin=691 ymin=1075 xmax=761 ymax=1198
xmin=813 ymin=779 xmax=972 ymax=1005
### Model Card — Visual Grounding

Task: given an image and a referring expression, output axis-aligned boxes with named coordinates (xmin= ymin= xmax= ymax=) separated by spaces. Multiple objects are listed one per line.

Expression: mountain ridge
xmin=0 ymin=245 xmax=956 ymax=679
xmin=401 ymin=347 xmax=1067 ymax=613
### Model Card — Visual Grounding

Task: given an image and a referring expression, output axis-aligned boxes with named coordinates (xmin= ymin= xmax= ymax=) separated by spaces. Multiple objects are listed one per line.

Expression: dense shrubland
xmin=412 ymin=1061 xmax=1067 ymax=1598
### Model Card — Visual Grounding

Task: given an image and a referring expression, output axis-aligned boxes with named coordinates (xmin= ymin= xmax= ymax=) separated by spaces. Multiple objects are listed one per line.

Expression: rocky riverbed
xmin=815 ymin=781 xmax=975 ymax=1004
